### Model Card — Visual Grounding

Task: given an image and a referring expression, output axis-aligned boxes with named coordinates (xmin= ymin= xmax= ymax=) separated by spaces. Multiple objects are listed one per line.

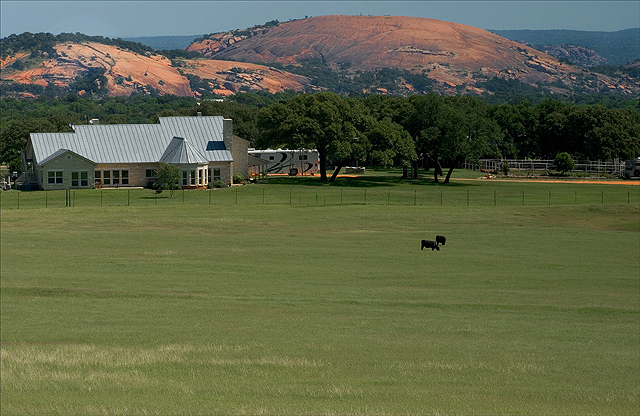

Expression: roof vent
xmin=89 ymin=118 xmax=99 ymax=125
xmin=197 ymin=112 xmax=202 ymax=117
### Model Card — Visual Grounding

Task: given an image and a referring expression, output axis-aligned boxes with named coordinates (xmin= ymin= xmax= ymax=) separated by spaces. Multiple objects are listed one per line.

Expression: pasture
xmin=1 ymin=175 xmax=639 ymax=415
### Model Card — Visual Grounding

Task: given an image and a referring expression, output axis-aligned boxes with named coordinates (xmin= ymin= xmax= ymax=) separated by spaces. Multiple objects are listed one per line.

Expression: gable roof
xmin=39 ymin=148 xmax=97 ymax=166
xmin=160 ymin=137 xmax=209 ymax=164
xmin=30 ymin=116 xmax=232 ymax=165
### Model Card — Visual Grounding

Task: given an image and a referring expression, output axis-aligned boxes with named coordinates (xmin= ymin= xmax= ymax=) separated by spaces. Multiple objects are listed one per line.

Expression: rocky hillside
xmin=537 ymin=44 xmax=608 ymax=67
xmin=188 ymin=15 xmax=639 ymax=97
xmin=1 ymin=17 xmax=638 ymax=99
xmin=0 ymin=36 xmax=310 ymax=98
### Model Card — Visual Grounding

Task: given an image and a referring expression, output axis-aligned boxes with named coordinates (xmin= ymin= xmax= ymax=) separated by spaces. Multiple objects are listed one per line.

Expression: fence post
xmin=340 ymin=189 xmax=343 ymax=205
xmin=494 ymin=190 xmax=496 ymax=206
xmin=387 ymin=190 xmax=390 ymax=205
xmin=101 ymin=190 xmax=103 ymax=207
xmin=235 ymin=187 xmax=238 ymax=205
xmin=467 ymin=190 xmax=470 ymax=206
xmin=155 ymin=191 xmax=158 ymax=205
xmin=263 ymin=189 xmax=265 ymax=205
xmin=45 ymin=191 xmax=48 ymax=208
xmin=548 ymin=190 xmax=551 ymax=205
xmin=209 ymin=189 xmax=212 ymax=205
xmin=440 ymin=189 xmax=443 ymax=206
xmin=182 ymin=189 xmax=185 ymax=205
xmin=127 ymin=189 xmax=130 ymax=206
xmin=290 ymin=188 xmax=292 ymax=205
xmin=364 ymin=189 xmax=366 ymax=205
xmin=414 ymin=189 xmax=417 ymax=206
xmin=522 ymin=190 xmax=525 ymax=206
xmin=17 ymin=192 xmax=19 ymax=209
xmin=602 ymin=191 xmax=604 ymax=205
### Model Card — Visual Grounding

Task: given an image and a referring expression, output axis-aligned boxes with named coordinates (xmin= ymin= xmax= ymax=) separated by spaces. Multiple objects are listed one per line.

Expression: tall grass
xmin=1 ymin=178 xmax=638 ymax=415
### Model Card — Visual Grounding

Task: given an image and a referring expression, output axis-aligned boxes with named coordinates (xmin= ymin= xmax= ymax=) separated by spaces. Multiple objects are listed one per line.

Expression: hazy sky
xmin=1 ymin=1 xmax=639 ymax=38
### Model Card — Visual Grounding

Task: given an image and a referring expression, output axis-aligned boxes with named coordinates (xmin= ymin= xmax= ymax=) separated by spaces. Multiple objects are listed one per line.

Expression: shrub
xmin=554 ymin=152 xmax=576 ymax=175
xmin=233 ymin=173 xmax=245 ymax=184
xmin=208 ymin=180 xmax=226 ymax=189
xmin=501 ymin=161 xmax=510 ymax=176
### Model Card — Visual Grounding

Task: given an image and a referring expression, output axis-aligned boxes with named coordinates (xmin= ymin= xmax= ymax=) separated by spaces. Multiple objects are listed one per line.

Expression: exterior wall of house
xmin=208 ymin=163 xmax=231 ymax=186
xmin=94 ymin=163 xmax=160 ymax=188
xmin=94 ymin=162 xmax=233 ymax=188
xmin=39 ymin=153 xmax=97 ymax=191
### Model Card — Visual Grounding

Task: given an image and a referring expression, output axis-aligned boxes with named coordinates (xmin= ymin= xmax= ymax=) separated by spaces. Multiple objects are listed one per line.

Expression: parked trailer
xmin=248 ymin=149 xmax=319 ymax=175
xmin=624 ymin=159 xmax=640 ymax=179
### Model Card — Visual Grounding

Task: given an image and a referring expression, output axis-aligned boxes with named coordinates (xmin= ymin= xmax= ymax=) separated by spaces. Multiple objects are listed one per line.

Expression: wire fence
xmin=1 ymin=185 xmax=638 ymax=210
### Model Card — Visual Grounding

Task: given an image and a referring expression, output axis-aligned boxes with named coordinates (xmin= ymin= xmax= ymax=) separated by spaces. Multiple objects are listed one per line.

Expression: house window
xmin=182 ymin=170 xmax=188 ymax=186
xmin=71 ymin=171 xmax=88 ymax=187
xmin=198 ymin=168 xmax=203 ymax=185
xmin=95 ymin=170 xmax=101 ymax=184
xmin=112 ymin=170 xmax=120 ymax=185
xmin=47 ymin=171 xmax=63 ymax=185
xmin=145 ymin=169 xmax=157 ymax=178
xmin=190 ymin=169 xmax=196 ymax=186
xmin=103 ymin=170 xmax=111 ymax=185
xmin=209 ymin=168 xmax=221 ymax=181
xmin=121 ymin=170 xmax=129 ymax=185
xmin=299 ymin=154 xmax=308 ymax=160
xmin=269 ymin=156 xmax=274 ymax=160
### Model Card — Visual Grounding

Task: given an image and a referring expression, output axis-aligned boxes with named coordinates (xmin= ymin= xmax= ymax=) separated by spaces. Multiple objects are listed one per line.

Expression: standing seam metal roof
xmin=30 ymin=116 xmax=232 ymax=165
xmin=160 ymin=137 xmax=209 ymax=164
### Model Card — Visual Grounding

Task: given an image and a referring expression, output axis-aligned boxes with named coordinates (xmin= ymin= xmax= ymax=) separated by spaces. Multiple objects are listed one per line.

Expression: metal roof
xmin=30 ymin=116 xmax=232 ymax=165
xmin=160 ymin=137 xmax=209 ymax=164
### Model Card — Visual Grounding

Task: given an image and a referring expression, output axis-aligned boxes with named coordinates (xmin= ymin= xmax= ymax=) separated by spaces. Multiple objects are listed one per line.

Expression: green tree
xmin=437 ymin=96 xmax=503 ymax=183
xmin=365 ymin=117 xmax=416 ymax=168
xmin=257 ymin=92 xmax=372 ymax=181
xmin=554 ymin=152 xmax=576 ymax=175
xmin=0 ymin=118 xmax=55 ymax=172
xmin=155 ymin=161 xmax=181 ymax=197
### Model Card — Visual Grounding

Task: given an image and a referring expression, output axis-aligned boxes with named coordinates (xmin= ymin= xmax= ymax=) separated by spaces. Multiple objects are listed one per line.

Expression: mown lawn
xmin=1 ymin=178 xmax=639 ymax=415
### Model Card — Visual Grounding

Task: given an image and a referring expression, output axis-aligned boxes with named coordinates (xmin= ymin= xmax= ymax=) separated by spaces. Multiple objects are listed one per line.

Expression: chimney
xmin=89 ymin=118 xmax=99 ymax=125
xmin=223 ymin=118 xmax=233 ymax=151
xmin=197 ymin=112 xmax=202 ymax=117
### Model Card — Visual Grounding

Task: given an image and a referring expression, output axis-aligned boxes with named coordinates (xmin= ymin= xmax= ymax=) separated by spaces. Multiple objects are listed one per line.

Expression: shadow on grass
xmin=263 ymin=174 xmax=473 ymax=188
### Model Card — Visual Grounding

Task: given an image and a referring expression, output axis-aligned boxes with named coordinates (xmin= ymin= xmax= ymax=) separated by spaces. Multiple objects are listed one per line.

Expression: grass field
xmin=1 ymin=174 xmax=639 ymax=415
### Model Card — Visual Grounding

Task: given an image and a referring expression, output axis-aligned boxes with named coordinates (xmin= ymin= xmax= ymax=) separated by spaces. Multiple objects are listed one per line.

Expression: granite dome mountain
xmin=187 ymin=15 xmax=638 ymax=97
xmin=1 ymin=15 xmax=638 ymax=98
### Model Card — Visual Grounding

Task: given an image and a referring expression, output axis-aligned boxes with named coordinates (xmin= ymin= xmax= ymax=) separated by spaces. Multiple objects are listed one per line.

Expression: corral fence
xmin=1 ymin=185 xmax=638 ymax=210
xmin=462 ymin=159 xmax=626 ymax=176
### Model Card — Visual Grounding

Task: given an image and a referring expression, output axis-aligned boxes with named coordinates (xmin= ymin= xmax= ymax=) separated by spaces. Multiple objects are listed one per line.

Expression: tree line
xmin=1 ymin=93 xmax=639 ymax=181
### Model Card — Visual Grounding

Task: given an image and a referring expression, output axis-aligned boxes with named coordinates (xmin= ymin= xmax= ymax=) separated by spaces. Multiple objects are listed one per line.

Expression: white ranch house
xmin=24 ymin=115 xmax=257 ymax=190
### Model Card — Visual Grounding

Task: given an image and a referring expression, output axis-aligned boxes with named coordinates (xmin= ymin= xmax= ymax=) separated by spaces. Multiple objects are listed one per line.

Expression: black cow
xmin=421 ymin=240 xmax=440 ymax=251
xmin=436 ymin=235 xmax=446 ymax=246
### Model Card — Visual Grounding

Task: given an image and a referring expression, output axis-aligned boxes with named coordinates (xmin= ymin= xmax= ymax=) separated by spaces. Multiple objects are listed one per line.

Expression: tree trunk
xmin=318 ymin=149 xmax=328 ymax=182
xmin=402 ymin=166 xmax=408 ymax=179
xmin=329 ymin=162 xmax=345 ymax=181
xmin=432 ymin=159 xmax=443 ymax=183
xmin=412 ymin=160 xmax=419 ymax=180
xmin=444 ymin=166 xmax=455 ymax=183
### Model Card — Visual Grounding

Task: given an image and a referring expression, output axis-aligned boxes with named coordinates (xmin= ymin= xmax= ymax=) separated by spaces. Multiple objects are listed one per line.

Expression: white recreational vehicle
xmin=624 ymin=158 xmax=640 ymax=179
xmin=248 ymin=149 xmax=319 ymax=175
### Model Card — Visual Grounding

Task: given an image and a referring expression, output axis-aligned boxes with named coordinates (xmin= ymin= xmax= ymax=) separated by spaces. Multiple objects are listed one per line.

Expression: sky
xmin=1 ymin=1 xmax=639 ymax=39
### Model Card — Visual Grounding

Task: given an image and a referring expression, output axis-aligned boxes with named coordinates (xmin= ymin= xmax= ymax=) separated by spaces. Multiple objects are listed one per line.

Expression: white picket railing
xmin=462 ymin=159 xmax=625 ymax=176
